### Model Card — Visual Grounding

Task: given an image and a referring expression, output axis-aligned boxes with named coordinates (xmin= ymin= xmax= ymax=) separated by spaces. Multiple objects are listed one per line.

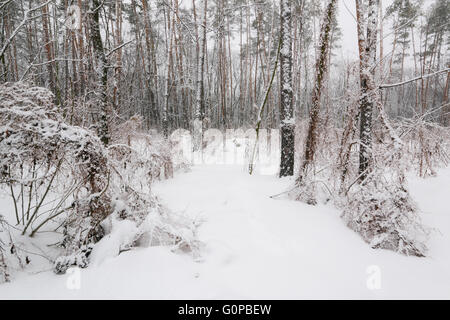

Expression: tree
xmin=420 ymin=0 xmax=449 ymax=113
xmin=297 ymin=0 xmax=338 ymax=190
xmin=90 ymin=0 xmax=109 ymax=146
xmin=193 ymin=0 xmax=208 ymax=151
xmin=279 ymin=0 xmax=294 ymax=177
xmin=356 ymin=0 xmax=380 ymax=181
xmin=385 ymin=0 xmax=421 ymax=111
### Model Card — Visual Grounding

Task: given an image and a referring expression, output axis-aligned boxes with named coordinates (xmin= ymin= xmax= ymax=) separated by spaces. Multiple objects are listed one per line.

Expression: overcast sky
xmin=338 ymin=0 xmax=434 ymax=62
xmin=338 ymin=0 xmax=392 ymax=60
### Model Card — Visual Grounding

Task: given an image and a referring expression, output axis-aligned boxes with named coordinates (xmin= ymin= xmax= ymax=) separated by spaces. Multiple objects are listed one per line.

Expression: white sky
xmin=338 ymin=0 xmax=392 ymax=60
xmin=338 ymin=0 xmax=435 ymax=62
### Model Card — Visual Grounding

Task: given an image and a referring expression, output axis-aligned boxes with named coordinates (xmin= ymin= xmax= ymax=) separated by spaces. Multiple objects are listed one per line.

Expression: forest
xmin=0 ymin=0 xmax=449 ymax=299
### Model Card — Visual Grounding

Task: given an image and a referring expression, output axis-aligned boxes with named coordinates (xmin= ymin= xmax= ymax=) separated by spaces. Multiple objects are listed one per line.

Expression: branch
xmin=161 ymin=0 xmax=196 ymax=43
xmin=106 ymin=39 xmax=134 ymax=58
xmin=0 ymin=0 xmax=52 ymax=60
xmin=380 ymin=68 xmax=450 ymax=89
xmin=0 ymin=0 xmax=14 ymax=11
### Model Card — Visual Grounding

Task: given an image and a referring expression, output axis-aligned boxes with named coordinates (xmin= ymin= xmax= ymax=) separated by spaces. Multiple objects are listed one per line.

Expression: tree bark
xmin=194 ymin=0 xmax=208 ymax=150
xmin=298 ymin=0 xmax=338 ymax=183
xmin=356 ymin=0 xmax=379 ymax=181
xmin=90 ymin=0 xmax=109 ymax=145
xmin=279 ymin=0 xmax=294 ymax=177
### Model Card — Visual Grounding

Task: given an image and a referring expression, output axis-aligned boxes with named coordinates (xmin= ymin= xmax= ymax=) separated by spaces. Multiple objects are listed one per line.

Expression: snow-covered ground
xmin=0 ymin=165 xmax=449 ymax=299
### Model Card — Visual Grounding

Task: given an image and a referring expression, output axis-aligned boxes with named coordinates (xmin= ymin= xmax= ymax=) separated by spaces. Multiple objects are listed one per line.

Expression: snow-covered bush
xmin=53 ymin=120 xmax=200 ymax=274
xmin=290 ymin=86 xmax=435 ymax=257
xmin=335 ymin=105 xmax=431 ymax=257
xmin=398 ymin=116 xmax=450 ymax=177
xmin=337 ymin=119 xmax=431 ymax=257
xmin=109 ymin=115 xmax=175 ymax=183
xmin=0 ymin=82 xmax=111 ymax=273
xmin=104 ymin=115 xmax=200 ymax=259
xmin=0 ymin=83 xmax=201 ymax=278
xmin=55 ymin=116 xmax=199 ymax=273
xmin=341 ymin=170 xmax=428 ymax=257
xmin=0 ymin=83 xmax=110 ymax=225
xmin=86 ymin=200 xmax=203 ymax=267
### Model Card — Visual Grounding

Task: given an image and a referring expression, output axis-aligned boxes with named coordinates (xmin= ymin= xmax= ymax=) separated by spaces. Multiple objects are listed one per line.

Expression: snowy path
xmin=1 ymin=165 xmax=449 ymax=299
xmin=153 ymin=165 xmax=450 ymax=299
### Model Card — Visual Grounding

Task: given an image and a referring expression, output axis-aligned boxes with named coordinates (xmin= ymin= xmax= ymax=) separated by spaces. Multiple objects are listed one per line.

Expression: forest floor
xmin=1 ymin=164 xmax=449 ymax=299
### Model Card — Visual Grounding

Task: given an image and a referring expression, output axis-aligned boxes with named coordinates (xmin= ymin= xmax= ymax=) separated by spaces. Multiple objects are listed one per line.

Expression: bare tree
xmin=297 ymin=0 xmax=338 ymax=187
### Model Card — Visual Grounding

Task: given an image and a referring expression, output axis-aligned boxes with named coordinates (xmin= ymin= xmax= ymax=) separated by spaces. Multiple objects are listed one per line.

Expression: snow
xmin=88 ymin=210 xmax=139 ymax=267
xmin=0 ymin=164 xmax=450 ymax=299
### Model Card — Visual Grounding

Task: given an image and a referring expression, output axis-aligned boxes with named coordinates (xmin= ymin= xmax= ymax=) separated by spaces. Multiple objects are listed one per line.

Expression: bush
xmin=0 ymin=83 xmax=200 ymax=279
xmin=341 ymin=170 xmax=429 ymax=257
xmin=0 ymin=82 xmax=113 ymax=275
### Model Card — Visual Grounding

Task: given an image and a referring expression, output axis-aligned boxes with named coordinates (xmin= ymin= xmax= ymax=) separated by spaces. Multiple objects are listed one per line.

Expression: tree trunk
xmin=279 ymin=0 xmax=294 ymax=177
xmin=356 ymin=0 xmax=379 ymax=181
xmin=194 ymin=0 xmax=208 ymax=150
xmin=298 ymin=0 xmax=338 ymax=183
xmin=41 ymin=1 xmax=58 ymax=103
xmin=90 ymin=0 xmax=109 ymax=145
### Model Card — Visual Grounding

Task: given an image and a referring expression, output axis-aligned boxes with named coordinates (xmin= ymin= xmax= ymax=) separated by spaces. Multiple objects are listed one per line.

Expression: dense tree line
xmin=0 ymin=0 xmax=448 ymax=181
xmin=0 ymin=1 xmax=336 ymax=135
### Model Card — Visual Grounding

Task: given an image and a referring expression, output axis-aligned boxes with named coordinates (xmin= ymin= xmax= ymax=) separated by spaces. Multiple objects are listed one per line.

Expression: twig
xmin=0 ymin=0 xmax=52 ymax=60
xmin=106 ymin=39 xmax=134 ymax=58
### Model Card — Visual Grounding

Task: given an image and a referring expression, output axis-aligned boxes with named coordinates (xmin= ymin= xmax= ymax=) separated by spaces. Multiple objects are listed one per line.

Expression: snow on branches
xmin=0 ymin=83 xmax=201 ymax=278
xmin=0 ymin=214 xmax=29 ymax=283
xmin=342 ymin=169 xmax=428 ymax=257
xmin=0 ymin=82 xmax=111 ymax=273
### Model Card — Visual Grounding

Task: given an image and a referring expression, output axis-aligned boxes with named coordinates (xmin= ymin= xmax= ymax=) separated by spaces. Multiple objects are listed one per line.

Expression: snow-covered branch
xmin=380 ymin=68 xmax=450 ymax=89
xmin=0 ymin=0 xmax=51 ymax=60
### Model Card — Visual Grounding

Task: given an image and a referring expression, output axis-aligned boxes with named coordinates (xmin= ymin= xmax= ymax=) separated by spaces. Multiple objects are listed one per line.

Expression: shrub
xmin=341 ymin=170 xmax=429 ymax=257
